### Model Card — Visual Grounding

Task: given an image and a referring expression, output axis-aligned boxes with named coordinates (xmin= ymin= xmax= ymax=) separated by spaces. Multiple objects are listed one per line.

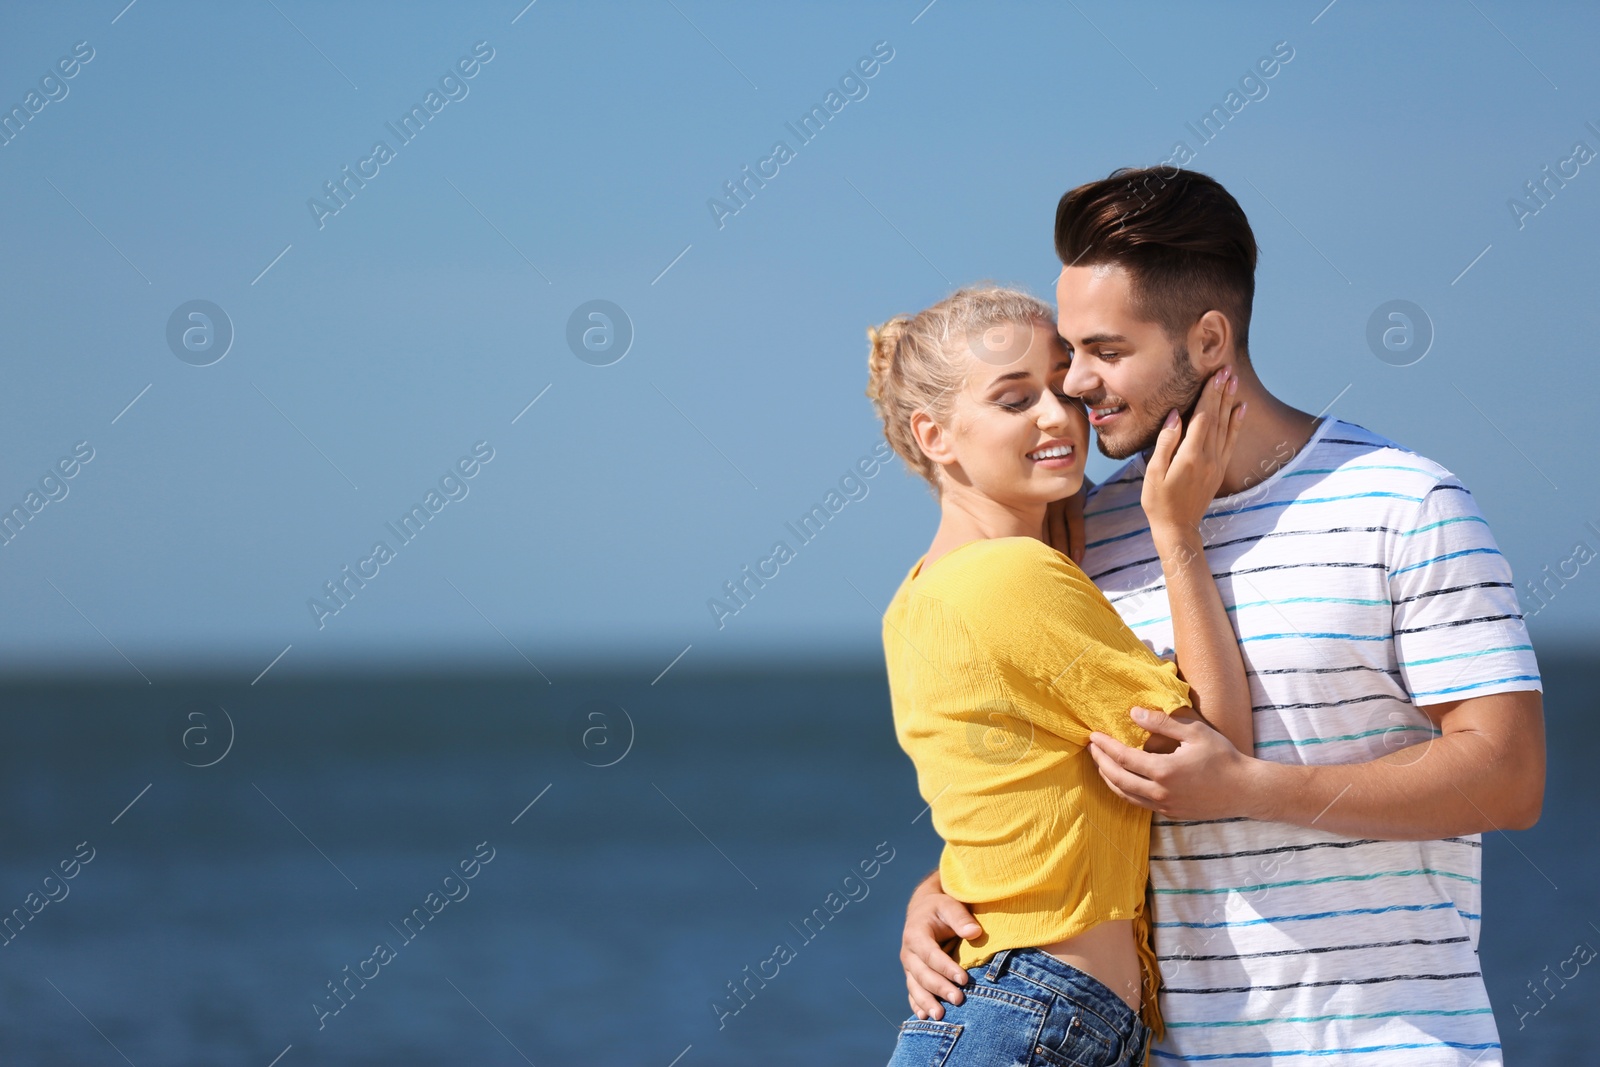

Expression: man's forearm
xmin=1244 ymin=718 xmax=1543 ymax=839
xmin=911 ymin=867 xmax=942 ymax=900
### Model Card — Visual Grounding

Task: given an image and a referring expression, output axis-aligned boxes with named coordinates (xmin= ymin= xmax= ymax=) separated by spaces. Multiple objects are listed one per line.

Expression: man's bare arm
xmin=1253 ymin=690 xmax=1544 ymax=837
xmin=1087 ymin=689 xmax=1544 ymax=839
xmin=900 ymin=869 xmax=982 ymax=1020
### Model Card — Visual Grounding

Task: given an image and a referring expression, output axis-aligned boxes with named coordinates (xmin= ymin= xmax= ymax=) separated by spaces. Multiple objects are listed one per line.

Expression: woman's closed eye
xmin=995 ymin=392 xmax=1034 ymax=411
xmin=992 ymin=388 xmax=1068 ymax=412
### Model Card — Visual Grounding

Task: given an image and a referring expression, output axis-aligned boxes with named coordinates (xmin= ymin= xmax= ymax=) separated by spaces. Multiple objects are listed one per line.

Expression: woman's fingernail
xmin=1164 ymin=410 xmax=1180 ymax=429
xmin=1131 ymin=707 xmax=1151 ymax=722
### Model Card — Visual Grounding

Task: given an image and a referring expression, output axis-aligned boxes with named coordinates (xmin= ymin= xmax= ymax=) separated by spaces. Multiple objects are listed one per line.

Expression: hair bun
xmin=865 ymin=316 xmax=910 ymax=403
xmin=863 ymin=285 xmax=1054 ymax=492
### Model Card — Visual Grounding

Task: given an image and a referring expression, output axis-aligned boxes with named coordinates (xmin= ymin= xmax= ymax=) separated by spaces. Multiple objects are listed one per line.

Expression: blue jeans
xmin=886 ymin=948 xmax=1151 ymax=1067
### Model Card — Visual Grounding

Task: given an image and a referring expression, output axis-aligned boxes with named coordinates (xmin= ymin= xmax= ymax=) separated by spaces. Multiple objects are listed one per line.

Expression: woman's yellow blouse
xmin=882 ymin=536 xmax=1192 ymax=992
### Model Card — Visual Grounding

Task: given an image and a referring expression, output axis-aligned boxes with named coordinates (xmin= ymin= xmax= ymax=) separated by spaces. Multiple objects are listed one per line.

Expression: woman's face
xmin=936 ymin=319 xmax=1089 ymax=506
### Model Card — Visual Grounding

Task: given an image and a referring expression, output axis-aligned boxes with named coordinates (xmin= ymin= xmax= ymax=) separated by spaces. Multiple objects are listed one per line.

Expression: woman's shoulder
xmin=900 ymin=538 xmax=1129 ymax=681
xmin=913 ymin=537 xmax=1092 ymax=615
xmin=924 ymin=536 xmax=1073 ymax=582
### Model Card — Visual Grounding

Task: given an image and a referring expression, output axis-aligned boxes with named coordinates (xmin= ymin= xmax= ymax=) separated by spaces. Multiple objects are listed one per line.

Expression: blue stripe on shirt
xmin=1286 ymin=464 xmax=1437 ymax=478
xmin=1154 ymin=902 xmax=1480 ymax=929
xmin=1411 ymin=674 xmax=1542 ymax=698
xmin=1401 ymin=515 xmax=1488 ymax=536
xmin=1165 ymin=1008 xmax=1495 ymax=1029
xmin=1129 ymin=595 xmax=1390 ymax=629
xmin=1238 ymin=631 xmax=1390 ymax=644
xmin=1152 ymin=868 xmax=1479 ymax=896
xmin=1254 ymin=725 xmax=1435 ymax=750
xmin=1151 ymin=1040 xmax=1500 ymax=1062
xmin=1402 ymin=645 xmax=1534 ymax=667
xmin=1389 ymin=547 xmax=1503 ymax=576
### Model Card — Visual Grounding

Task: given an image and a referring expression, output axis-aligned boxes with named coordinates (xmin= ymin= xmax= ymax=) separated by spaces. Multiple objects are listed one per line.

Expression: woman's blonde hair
xmin=865 ymin=284 xmax=1058 ymax=490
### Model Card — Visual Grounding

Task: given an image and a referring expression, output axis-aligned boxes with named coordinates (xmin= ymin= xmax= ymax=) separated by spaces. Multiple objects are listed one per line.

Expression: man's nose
xmin=1063 ymin=356 xmax=1097 ymax=399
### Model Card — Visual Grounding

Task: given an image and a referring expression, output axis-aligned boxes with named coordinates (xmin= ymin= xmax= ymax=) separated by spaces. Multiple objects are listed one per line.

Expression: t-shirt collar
xmin=1126 ymin=415 xmax=1340 ymax=513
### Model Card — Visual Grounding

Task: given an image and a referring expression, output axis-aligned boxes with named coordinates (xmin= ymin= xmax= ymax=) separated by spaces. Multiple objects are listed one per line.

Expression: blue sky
xmin=1 ymin=0 xmax=1596 ymax=680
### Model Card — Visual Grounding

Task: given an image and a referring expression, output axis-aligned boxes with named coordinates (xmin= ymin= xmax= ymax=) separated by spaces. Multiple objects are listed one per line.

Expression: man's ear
xmin=1186 ymin=310 xmax=1234 ymax=375
xmin=910 ymin=409 xmax=956 ymax=470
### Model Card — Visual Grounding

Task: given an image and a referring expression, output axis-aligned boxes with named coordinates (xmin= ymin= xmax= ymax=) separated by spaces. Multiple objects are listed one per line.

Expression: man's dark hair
xmin=1054 ymin=167 xmax=1259 ymax=356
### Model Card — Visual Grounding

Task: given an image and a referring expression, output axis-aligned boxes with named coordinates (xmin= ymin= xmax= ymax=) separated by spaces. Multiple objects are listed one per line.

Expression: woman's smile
xmin=1026 ymin=439 xmax=1078 ymax=469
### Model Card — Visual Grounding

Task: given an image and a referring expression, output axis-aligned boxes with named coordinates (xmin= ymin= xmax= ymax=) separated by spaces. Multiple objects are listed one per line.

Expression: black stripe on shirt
xmin=1099 ymin=558 xmax=1389 ymax=594
xmin=1151 ymin=838 xmax=1385 ymax=862
xmin=1230 ymin=561 xmax=1390 ymax=577
xmin=1392 ymin=581 xmax=1514 ymax=606
xmin=1249 ymin=665 xmax=1402 ymax=678
xmin=1089 ymin=526 xmax=1408 ymax=583
xmin=1252 ymin=693 xmax=1395 ymax=714
xmin=1155 ymin=838 xmax=1483 ymax=863
xmin=1158 ymin=936 xmax=1471 ymax=965
xmin=1393 ymin=613 xmax=1525 ymax=635
xmin=1101 ymin=559 xmax=1391 ymax=591
xmin=1164 ymin=971 xmax=1483 ymax=995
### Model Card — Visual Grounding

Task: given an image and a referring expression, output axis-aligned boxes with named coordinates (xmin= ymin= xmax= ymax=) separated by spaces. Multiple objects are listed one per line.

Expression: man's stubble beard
xmin=1095 ymin=343 xmax=1208 ymax=460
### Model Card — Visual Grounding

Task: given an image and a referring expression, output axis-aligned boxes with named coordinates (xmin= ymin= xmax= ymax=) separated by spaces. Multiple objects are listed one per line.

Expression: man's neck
xmin=1213 ymin=371 xmax=1321 ymax=498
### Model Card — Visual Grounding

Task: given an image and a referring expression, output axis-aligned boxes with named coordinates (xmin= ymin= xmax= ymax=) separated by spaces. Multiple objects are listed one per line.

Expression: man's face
xmin=1055 ymin=264 xmax=1206 ymax=460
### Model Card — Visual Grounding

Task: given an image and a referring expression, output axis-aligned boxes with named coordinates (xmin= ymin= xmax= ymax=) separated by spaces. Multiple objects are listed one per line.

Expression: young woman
xmin=866 ymin=285 xmax=1252 ymax=1067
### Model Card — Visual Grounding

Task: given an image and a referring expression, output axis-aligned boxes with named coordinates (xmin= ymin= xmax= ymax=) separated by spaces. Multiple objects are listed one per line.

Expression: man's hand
xmin=1087 ymin=708 xmax=1261 ymax=821
xmin=1091 ymin=692 xmax=1546 ymax=839
xmin=901 ymin=871 xmax=982 ymax=1020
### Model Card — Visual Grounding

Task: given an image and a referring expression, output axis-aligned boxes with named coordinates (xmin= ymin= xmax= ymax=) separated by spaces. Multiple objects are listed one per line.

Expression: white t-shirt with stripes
xmin=1081 ymin=418 xmax=1540 ymax=1065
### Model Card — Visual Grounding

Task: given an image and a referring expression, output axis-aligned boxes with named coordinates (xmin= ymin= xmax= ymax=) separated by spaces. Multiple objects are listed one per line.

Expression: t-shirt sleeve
xmin=941 ymin=539 xmax=1192 ymax=750
xmin=1389 ymin=477 xmax=1542 ymax=705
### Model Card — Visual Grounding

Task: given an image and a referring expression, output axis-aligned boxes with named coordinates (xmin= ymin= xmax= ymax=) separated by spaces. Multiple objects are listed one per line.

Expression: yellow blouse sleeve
xmin=915 ymin=537 xmax=1191 ymax=750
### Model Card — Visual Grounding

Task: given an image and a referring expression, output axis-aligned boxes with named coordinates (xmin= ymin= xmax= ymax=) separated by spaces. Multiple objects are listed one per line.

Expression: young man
xmin=898 ymin=168 xmax=1544 ymax=1064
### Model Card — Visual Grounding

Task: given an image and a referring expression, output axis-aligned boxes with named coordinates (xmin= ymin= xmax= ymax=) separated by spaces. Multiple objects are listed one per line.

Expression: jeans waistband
xmin=982 ymin=947 xmax=1143 ymax=1039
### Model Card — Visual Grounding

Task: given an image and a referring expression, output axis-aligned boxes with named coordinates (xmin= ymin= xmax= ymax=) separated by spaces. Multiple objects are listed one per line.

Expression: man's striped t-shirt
xmin=1080 ymin=418 xmax=1540 ymax=1065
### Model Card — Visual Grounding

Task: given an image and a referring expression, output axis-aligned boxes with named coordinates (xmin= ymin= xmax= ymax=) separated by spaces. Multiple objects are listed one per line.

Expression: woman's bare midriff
xmin=1036 ymin=919 xmax=1142 ymax=1013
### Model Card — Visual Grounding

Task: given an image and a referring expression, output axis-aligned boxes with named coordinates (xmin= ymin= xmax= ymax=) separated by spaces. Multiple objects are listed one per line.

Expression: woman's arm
xmin=1140 ymin=368 xmax=1253 ymax=754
